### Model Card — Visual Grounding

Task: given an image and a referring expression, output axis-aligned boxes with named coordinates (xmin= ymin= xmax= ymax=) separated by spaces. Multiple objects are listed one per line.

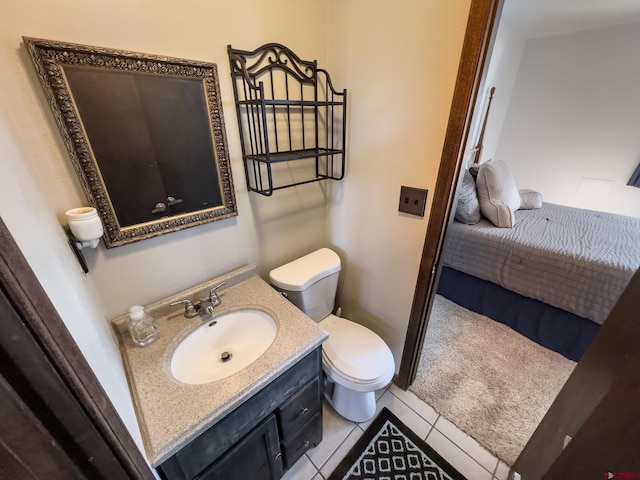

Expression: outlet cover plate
xmin=399 ymin=186 xmax=428 ymax=217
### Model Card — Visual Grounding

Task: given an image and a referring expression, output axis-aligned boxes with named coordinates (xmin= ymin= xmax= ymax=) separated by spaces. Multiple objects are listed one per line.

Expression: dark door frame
xmin=0 ymin=216 xmax=154 ymax=479
xmin=397 ymin=0 xmax=504 ymax=389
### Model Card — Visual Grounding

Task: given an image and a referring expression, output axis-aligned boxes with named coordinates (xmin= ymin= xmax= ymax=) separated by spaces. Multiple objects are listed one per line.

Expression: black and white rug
xmin=328 ymin=408 xmax=467 ymax=480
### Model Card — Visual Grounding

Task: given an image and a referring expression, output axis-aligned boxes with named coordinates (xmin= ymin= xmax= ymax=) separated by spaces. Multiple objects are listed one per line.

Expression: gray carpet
xmin=410 ymin=295 xmax=576 ymax=466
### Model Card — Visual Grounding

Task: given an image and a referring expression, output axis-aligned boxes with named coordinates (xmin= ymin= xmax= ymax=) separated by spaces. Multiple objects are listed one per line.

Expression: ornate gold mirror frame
xmin=25 ymin=37 xmax=237 ymax=248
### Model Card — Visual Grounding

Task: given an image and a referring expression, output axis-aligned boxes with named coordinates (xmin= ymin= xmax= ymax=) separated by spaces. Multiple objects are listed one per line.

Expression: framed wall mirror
xmin=25 ymin=37 xmax=237 ymax=248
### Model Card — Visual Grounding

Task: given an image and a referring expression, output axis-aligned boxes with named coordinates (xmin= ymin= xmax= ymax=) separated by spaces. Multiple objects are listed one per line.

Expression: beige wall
xmin=326 ymin=0 xmax=471 ymax=369
xmin=495 ymin=22 xmax=640 ymax=217
xmin=1 ymin=0 xmax=329 ymax=461
xmin=10 ymin=0 xmax=330 ymax=319
xmin=1 ymin=0 xmax=471 ymax=463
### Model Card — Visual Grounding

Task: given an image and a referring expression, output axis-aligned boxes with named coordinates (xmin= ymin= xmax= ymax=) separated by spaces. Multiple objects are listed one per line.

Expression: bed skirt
xmin=436 ymin=267 xmax=599 ymax=361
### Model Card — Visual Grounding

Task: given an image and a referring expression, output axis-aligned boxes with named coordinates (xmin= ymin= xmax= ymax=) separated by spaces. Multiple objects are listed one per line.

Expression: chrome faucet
xmin=207 ymin=282 xmax=225 ymax=310
xmin=170 ymin=298 xmax=200 ymax=318
xmin=171 ymin=282 xmax=226 ymax=319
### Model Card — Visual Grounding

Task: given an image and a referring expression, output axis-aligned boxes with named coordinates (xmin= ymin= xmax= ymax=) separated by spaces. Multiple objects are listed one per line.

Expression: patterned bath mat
xmin=327 ymin=408 xmax=467 ymax=480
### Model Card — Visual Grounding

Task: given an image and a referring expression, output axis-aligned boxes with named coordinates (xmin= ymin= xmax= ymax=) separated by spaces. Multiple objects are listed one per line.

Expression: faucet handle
xmin=170 ymin=299 xmax=199 ymax=318
xmin=208 ymin=282 xmax=226 ymax=306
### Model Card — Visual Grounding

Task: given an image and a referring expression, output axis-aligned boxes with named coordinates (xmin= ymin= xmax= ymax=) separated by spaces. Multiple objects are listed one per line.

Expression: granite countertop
xmin=112 ymin=264 xmax=328 ymax=467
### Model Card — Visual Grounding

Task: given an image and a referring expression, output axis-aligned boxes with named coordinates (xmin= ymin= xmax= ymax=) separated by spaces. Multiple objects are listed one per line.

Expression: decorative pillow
xmin=518 ymin=189 xmax=543 ymax=210
xmin=454 ymin=169 xmax=481 ymax=224
xmin=476 ymin=160 xmax=521 ymax=228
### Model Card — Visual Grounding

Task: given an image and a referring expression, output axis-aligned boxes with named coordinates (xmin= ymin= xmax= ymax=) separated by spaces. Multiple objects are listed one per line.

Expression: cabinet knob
xmin=303 ymin=440 xmax=310 ymax=448
xmin=274 ymin=452 xmax=282 ymax=461
xmin=300 ymin=407 xmax=309 ymax=416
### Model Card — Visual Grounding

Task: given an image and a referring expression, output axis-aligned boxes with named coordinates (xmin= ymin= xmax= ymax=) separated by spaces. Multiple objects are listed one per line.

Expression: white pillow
xmin=454 ymin=169 xmax=481 ymax=224
xmin=518 ymin=189 xmax=543 ymax=210
xmin=476 ymin=160 xmax=521 ymax=228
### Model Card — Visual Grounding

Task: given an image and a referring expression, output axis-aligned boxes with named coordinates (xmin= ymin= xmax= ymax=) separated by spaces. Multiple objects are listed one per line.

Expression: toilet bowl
xmin=269 ymin=248 xmax=395 ymax=422
xmin=319 ymin=315 xmax=395 ymax=421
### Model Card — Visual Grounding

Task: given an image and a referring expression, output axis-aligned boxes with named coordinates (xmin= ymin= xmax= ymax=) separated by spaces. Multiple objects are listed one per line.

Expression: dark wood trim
xmin=396 ymin=0 xmax=504 ymax=389
xmin=0 ymin=370 xmax=83 ymax=479
xmin=543 ymin=348 xmax=640 ymax=478
xmin=0 ymin=217 xmax=154 ymax=479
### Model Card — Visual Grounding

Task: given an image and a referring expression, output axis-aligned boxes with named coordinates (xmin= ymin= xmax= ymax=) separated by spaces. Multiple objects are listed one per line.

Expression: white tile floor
xmin=282 ymin=383 xmax=512 ymax=480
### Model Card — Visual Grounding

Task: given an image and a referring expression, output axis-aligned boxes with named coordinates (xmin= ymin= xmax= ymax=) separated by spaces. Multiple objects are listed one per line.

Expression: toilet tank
xmin=269 ymin=248 xmax=341 ymax=322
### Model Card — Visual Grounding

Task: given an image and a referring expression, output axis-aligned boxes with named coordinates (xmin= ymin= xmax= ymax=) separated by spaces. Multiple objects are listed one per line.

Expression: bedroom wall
xmin=473 ymin=21 xmax=526 ymax=166
xmin=1 ymin=0 xmax=328 ymax=462
xmin=494 ymin=21 xmax=640 ymax=218
xmin=325 ymin=0 xmax=471 ymax=369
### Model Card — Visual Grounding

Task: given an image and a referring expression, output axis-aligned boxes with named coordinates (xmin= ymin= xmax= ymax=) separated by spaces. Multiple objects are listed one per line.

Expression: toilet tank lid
xmin=269 ymin=248 xmax=341 ymax=291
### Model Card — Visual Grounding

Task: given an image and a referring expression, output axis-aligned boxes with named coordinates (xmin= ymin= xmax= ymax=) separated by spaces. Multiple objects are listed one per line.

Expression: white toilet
xmin=269 ymin=248 xmax=395 ymax=422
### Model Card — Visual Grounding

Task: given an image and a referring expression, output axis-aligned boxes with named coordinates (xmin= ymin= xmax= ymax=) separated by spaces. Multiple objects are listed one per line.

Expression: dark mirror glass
xmin=25 ymin=38 xmax=237 ymax=247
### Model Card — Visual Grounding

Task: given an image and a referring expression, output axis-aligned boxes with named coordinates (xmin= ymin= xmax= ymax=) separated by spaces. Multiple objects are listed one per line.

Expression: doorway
xmin=397 ymin=0 xmax=503 ymax=389
xmin=397 ymin=0 xmax=640 ymax=475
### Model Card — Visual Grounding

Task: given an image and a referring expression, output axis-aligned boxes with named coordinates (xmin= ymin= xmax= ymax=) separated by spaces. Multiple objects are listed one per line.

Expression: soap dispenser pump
xmin=127 ymin=305 xmax=159 ymax=347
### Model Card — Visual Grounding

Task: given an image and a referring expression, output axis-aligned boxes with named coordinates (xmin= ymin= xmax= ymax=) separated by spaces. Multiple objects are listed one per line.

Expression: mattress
xmin=442 ymin=203 xmax=640 ymax=325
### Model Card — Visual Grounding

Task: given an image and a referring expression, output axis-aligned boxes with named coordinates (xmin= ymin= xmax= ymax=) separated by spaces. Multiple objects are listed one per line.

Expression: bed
xmin=441 ymin=86 xmax=640 ymax=360
xmin=438 ymin=202 xmax=640 ymax=361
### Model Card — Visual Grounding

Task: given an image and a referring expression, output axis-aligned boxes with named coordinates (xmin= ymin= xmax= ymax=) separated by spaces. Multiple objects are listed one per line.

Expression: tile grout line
xmin=431 ymin=422 xmax=499 ymax=476
xmin=424 ymin=422 xmax=436 ymax=441
xmin=385 ymin=387 xmax=439 ymax=442
xmin=309 ymin=390 xmax=388 ymax=479
xmin=393 ymin=385 xmax=500 ymax=471
xmin=388 ymin=388 xmax=497 ymax=474
xmin=491 ymin=458 xmax=500 ymax=478
xmin=303 ymin=452 xmax=321 ymax=480
xmin=314 ymin=421 xmax=359 ymax=475
xmin=408 ymin=388 xmax=498 ymax=476
xmin=386 ymin=387 xmax=438 ymax=427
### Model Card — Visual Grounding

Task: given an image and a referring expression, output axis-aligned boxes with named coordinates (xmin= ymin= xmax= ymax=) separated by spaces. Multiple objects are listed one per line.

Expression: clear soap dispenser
xmin=127 ymin=305 xmax=159 ymax=347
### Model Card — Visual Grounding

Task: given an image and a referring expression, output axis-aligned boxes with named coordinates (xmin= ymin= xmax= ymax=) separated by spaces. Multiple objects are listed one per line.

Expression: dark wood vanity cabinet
xmin=279 ymin=378 xmax=323 ymax=469
xmin=157 ymin=347 xmax=323 ymax=480
xmin=194 ymin=414 xmax=282 ymax=480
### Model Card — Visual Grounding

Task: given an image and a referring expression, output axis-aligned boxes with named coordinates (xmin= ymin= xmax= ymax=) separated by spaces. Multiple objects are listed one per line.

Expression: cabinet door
xmin=195 ymin=414 xmax=283 ymax=480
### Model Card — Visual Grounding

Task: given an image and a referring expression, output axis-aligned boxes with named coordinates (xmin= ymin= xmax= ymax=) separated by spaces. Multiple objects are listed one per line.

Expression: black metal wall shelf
xmin=228 ymin=43 xmax=347 ymax=196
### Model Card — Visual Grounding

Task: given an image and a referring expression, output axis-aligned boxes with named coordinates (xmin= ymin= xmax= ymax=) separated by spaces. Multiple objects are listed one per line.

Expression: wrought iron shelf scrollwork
xmin=228 ymin=43 xmax=347 ymax=196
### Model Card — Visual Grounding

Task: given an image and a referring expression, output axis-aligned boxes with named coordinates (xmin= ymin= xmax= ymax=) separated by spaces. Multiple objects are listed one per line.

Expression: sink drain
xmin=221 ymin=351 xmax=232 ymax=362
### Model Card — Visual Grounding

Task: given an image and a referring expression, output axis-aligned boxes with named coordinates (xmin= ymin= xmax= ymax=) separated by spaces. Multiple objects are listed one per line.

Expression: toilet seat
xmin=319 ymin=315 xmax=395 ymax=392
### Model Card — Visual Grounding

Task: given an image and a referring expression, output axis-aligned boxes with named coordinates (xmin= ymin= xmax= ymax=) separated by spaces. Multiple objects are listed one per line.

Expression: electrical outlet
xmin=399 ymin=186 xmax=428 ymax=217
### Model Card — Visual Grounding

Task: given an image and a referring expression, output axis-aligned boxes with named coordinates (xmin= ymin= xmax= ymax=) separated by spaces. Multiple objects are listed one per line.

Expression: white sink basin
xmin=170 ymin=309 xmax=277 ymax=385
